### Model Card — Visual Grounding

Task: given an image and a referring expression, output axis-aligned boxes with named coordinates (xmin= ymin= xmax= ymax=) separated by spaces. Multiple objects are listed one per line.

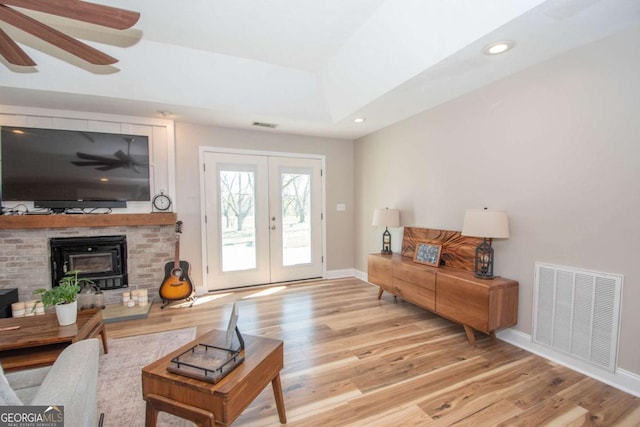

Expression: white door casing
xmin=201 ymin=149 xmax=324 ymax=290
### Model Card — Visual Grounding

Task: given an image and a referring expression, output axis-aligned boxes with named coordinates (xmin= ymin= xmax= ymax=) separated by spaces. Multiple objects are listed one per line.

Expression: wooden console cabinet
xmin=368 ymin=253 xmax=518 ymax=346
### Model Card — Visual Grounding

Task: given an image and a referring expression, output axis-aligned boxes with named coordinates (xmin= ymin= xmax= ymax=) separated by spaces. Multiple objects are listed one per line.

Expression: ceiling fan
xmin=72 ymin=137 xmax=148 ymax=173
xmin=0 ymin=0 xmax=140 ymax=67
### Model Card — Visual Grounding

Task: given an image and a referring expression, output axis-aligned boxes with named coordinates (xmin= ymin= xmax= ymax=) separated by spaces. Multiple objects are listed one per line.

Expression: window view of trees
xmin=281 ymin=173 xmax=311 ymax=266
xmin=281 ymin=173 xmax=310 ymax=224
xmin=220 ymin=170 xmax=257 ymax=272
xmin=220 ymin=171 xmax=254 ymax=232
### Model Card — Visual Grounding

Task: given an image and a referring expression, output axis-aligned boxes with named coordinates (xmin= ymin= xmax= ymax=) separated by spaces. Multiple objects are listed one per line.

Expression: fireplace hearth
xmin=50 ymin=235 xmax=128 ymax=290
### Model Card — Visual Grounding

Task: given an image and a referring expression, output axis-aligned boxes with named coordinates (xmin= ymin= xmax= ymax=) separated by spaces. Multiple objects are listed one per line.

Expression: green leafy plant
xmin=33 ymin=270 xmax=93 ymax=308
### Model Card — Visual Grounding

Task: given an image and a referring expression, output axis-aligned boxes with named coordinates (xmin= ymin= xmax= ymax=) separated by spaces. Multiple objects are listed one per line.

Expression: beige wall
xmin=174 ymin=123 xmax=354 ymax=291
xmin=354 ymin=25 xmax=640 ymax=374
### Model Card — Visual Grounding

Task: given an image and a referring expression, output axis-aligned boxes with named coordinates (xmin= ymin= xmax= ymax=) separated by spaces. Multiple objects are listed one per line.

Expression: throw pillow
xmin=0 ymin=363 xmax=23 ymax=405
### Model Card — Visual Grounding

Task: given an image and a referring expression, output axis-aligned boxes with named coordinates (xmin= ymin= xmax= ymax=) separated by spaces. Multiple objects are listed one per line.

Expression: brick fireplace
xmin=0 ymin=214 xmax=177 ymax=305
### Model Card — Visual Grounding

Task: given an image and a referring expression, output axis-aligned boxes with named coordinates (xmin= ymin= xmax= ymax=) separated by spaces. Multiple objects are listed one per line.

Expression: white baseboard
xmin=353 ymin=269 xmax=368 ymax=282
xmin=325 ymin=268 xmax=357 ymax=279
xmin=497 ymin=328 xmax=640 ymax=397
xmin=353 ymin=268 xmax=381 ymax=287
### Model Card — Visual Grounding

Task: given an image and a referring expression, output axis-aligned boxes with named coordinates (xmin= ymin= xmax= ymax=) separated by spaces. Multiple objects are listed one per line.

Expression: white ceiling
xmin=0 ymin=0 xmax=639 ymax=139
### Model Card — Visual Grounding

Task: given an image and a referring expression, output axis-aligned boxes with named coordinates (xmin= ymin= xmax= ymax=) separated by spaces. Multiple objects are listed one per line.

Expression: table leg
xmin=377 ymin=288 xmax=384 ymax=299
xmin=145 ymin=399 xmax=159 ymax=427
xmin=271 ymin=374 xmax=287 ymax=424
xmin=463 ymin=325 xmax=476 ymax=347
xmin=145 ymin=393 xmax=215 ymax=427
xmin=99 ymin=325 xmax=109 ymax=354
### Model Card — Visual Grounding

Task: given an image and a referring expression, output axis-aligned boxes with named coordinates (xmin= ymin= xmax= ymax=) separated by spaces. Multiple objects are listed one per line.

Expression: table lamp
xmin=372 ymin=208 xmax=400 ymax=254
xmin=461 ymin=207 xmax=509 ymax=279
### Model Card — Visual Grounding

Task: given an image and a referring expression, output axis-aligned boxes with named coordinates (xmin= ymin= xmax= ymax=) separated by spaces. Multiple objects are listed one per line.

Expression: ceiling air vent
xmin=252 ymin=121 xmax=278 ymax=129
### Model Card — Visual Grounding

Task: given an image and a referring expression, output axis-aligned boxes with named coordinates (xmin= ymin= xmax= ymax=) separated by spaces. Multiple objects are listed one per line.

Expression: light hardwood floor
xmin=105 ymin=277 xmax=640 ymax=426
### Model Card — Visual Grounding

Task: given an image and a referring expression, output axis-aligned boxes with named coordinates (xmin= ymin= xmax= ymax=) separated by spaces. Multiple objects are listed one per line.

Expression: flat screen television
xmin=0 ymin=126 xmax=150 ymax=210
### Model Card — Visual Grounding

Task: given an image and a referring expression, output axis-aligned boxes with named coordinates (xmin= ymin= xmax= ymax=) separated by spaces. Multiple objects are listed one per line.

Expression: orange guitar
xmin=159 ymin=221 xmax=194 ymax=307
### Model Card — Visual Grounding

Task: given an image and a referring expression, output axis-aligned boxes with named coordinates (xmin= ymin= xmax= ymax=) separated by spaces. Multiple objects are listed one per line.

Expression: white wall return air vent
xmin=533 ymin=262 xmax=623 ymax=372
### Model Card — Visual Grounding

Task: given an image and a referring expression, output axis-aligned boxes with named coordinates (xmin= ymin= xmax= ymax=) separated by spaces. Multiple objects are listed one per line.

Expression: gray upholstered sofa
xmin=0 ymin=338 xmax=100 ymax=427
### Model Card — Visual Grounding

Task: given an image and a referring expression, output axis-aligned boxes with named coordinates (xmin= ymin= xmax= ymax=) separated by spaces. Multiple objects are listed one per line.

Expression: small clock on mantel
xmin=152 ymin=190 xmax=172 ymax=212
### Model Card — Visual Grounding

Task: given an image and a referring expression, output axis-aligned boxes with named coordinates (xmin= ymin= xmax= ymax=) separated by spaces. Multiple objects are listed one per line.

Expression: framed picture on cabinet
xmin=413 ymin=241 xmax=442 ymax=267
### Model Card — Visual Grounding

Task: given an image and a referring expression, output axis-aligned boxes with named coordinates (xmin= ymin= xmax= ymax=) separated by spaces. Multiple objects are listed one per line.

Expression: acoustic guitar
xmin=159 ymin=221 xmax=194 ymax=306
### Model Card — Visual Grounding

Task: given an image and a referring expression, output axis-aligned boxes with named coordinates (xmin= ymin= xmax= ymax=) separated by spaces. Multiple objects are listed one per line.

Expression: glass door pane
xmin=280 ymin=171 xmax=311 ymax=266
xmin=219 ymin=170 xmax=256 ymax=272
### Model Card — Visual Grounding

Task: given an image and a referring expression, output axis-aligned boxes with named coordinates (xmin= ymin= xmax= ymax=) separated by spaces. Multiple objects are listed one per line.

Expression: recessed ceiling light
xmin=483 ymin=40 xmax=514 ymax=55
xmin=353 ymin=118 xmax=366 ymax=123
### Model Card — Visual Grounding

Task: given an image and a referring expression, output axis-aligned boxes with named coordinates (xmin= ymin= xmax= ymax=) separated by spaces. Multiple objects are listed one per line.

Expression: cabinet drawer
xmin=391 ymin=277 xmax=435 ymax=311
xmin=436 ymin=274 xmax=489 ymax=332
xmin=368 ymin=255 xmax=392 ymax=288
xmin=392 ymin=263 xmax=436 ymax=291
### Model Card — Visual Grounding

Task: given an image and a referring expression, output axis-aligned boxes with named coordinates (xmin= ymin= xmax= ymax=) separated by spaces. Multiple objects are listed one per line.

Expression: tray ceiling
xmin=0 ymin=0 xmax=638 ymax=139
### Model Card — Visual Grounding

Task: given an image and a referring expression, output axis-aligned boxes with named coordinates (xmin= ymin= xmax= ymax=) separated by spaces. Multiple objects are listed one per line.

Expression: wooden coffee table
xmin=142 ymin=330 xmax=286 ymax=427
xmin=0 ymin=309 xmax=108 ymax=372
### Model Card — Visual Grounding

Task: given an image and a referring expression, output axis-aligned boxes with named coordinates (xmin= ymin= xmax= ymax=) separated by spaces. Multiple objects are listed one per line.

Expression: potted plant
xmin=33 ymin=270 xmax=92 ymax=326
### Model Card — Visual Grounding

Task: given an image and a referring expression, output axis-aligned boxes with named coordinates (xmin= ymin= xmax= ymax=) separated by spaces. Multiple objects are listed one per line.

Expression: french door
xmin=202 ymin=151 xmax=323 ymax=290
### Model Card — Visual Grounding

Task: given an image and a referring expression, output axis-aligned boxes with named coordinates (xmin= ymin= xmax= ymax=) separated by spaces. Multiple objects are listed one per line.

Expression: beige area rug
xmin=97 ymin=328 xmax=197 ymax=426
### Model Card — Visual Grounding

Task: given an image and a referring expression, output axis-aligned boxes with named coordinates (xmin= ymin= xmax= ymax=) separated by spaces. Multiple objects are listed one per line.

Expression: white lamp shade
xmin=461 ymin=209 xmax=509 ymax=239
xmin=372 ymin=208 xmax=400 ymax=227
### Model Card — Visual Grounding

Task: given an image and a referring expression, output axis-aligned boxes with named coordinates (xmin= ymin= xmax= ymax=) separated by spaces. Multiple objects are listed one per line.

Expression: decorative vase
xmin=55 ymin=301 xmax=78 ymax=326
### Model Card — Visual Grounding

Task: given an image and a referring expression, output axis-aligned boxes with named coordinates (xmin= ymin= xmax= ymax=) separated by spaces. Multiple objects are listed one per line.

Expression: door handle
xmin=271 ymin=225 xmax=276 ymax=230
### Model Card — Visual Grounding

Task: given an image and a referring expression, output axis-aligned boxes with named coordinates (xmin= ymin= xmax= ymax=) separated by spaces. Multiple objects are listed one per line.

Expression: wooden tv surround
xmin=368 ymin=227 xmax=519 ymax=346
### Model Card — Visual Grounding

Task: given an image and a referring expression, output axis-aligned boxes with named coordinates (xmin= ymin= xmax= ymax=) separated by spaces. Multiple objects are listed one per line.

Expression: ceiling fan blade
xmin=71 ymin=160 xmax=112 ymax=166
xmin=0 ymin=5 xmax=117 ymax=65
xmin=0 ymin=25 xmax=35 ymax=65
xmin=76 ymin=152 xmax=120 ymax=162
xmin=96 ymin=164 xmax=121 ymax=171
xmin=1 ymin=0 xmax=140 ymax=30
xmin=72 ymin=161 xmax=124 ymax=171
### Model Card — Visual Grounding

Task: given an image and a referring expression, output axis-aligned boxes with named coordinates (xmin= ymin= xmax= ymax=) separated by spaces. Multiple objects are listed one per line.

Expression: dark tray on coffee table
xmin=167 ymin=343 xmax=244 ymax=383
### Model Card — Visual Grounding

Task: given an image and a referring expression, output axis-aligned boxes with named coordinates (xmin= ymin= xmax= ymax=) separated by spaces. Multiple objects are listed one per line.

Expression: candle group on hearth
xmin=122 ymin=289 xmax=149 ymax=307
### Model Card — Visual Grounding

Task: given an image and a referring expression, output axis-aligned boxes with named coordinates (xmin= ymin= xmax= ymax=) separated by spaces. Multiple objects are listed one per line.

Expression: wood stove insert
xmin=50 ymin=235 xmax=128 ymax=290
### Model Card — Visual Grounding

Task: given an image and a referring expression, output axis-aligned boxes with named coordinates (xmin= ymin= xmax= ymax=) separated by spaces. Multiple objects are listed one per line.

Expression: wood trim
xmin=0 ymin=213 xmax=177 ymax=229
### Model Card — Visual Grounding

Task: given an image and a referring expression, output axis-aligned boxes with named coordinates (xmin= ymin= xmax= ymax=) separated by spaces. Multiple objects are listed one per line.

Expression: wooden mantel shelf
xmin=0 ymin=213 xmax=177 ymax=230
